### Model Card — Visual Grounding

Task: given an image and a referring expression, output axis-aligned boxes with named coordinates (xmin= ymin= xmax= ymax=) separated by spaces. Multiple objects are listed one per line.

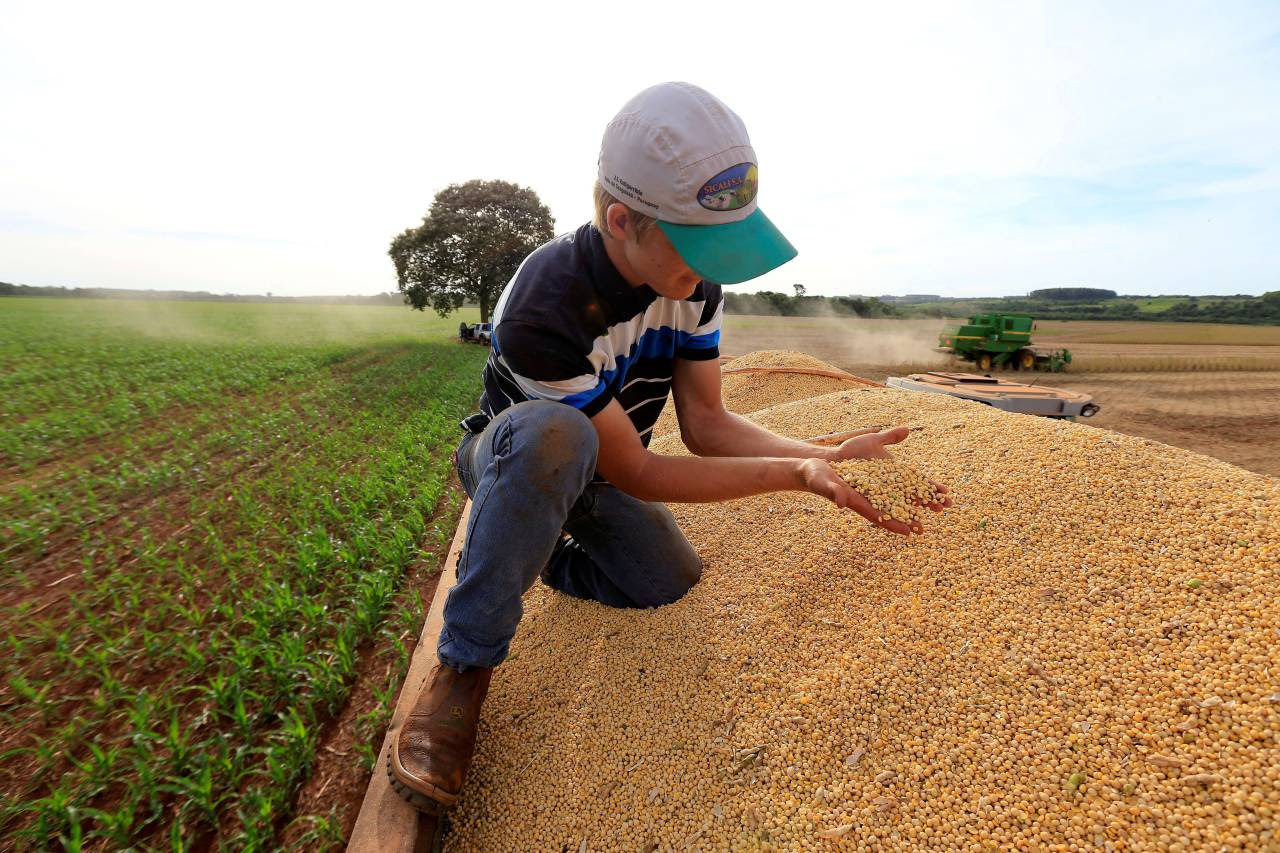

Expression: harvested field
xmin=444 ymin=352 xmax=1280 ymax=851
xmin=720 ymin=316 xmax=1280 ymax=377
xmin=1033 ymin=321 xmax=1280 ymax=347
xmin=1030 ymin=371 xmax=1280 ymax=478
xmin=720 ymin=316 xmax=1280 ymax=478
xmin=1038 ymin=343 xmax=1280 ymax=374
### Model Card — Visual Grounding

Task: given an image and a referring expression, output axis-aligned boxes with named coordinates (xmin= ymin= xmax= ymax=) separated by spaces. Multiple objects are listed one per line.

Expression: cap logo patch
xmin=697 ymin=162 xmax=758 ymax=211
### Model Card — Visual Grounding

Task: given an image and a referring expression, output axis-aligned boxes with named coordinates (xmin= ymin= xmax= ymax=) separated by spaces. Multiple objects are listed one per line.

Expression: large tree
xmin=389 ymin=179 xmax=555 ymax=322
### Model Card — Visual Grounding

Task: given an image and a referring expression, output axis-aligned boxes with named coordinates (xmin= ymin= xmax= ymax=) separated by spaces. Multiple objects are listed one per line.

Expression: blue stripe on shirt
xmin=679 ymin=329 xmax=720 ymax=351
xmin=560 ymin=380 xmax=610 ymax=409
xmin=552 ymin=325 xmax=699 ymax=412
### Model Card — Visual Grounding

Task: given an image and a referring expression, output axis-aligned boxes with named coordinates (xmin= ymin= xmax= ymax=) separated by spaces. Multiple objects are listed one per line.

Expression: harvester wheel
xmin=1018 ymin=350 xmax=1036 ymax=370
xmin=976 ymin=353 xmax=992 ymax=372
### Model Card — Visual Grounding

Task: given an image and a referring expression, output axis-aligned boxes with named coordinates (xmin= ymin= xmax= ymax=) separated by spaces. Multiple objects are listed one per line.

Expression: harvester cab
xmin=937 ymin=313 xmax=1071 ymax=372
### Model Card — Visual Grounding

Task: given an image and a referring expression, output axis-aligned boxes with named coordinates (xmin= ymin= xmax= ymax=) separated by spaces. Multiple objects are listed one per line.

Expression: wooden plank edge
xmin=347 ymin=499 xmax=471 ymax=853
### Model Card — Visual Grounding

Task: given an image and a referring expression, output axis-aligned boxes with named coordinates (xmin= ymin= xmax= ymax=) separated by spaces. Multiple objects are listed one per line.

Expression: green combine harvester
xmin=937 ymin=313 xmax=1072 ymax=372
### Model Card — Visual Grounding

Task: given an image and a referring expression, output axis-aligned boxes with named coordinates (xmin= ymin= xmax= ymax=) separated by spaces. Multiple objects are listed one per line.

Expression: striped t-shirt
xmin=461 ymin=223 xmax=723 ymax=445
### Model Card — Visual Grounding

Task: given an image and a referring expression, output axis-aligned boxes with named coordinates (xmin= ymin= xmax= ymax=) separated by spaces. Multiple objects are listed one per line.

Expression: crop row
xmin=1 ymin=300 xmax=485 ymax=850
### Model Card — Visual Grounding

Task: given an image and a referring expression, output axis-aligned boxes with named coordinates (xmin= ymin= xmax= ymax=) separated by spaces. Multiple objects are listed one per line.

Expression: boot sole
xmin=386 ymin=750 xmax=458 ymax=815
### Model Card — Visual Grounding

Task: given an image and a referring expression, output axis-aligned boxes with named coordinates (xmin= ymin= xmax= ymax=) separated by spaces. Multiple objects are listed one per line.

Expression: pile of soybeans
xmin=445 ymin=352 xmax=1279 ymax=851
xmin=832 ymin=459 xmax=946 ymax=528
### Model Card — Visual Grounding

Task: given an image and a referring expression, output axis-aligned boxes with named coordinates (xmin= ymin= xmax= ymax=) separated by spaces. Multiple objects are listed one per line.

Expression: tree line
xmin=722 ymin=290 xmax=900 ymax=317
xmin=1028 ymin=287 xmax=1118 ymax=301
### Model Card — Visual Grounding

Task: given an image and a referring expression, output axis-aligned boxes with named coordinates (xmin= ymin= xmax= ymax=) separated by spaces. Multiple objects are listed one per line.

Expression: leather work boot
xmin=388 ymin=663 xmax=493 ymax=813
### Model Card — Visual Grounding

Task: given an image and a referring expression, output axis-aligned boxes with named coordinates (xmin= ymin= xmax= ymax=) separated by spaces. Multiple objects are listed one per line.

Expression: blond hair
xmin=593 ymin=182 xmax=658 ymax=241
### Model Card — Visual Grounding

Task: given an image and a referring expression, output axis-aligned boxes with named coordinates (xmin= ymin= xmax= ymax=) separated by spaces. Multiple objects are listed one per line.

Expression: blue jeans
xmin=436 ymin=400 xmax=703 ymax=670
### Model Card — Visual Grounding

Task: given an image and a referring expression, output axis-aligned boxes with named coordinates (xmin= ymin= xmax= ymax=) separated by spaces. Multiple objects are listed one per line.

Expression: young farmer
xmin=389 ymin=82 xmax=949 ymax=813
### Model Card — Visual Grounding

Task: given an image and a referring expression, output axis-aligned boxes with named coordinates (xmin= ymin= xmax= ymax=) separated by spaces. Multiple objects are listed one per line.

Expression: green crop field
xmin=0 ymin=298 xmax=485 ymax=849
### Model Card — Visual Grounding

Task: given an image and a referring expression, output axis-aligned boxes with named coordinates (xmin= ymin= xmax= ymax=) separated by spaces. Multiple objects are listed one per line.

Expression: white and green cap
xmin=597 ymin=82 xmax=797 ymax=285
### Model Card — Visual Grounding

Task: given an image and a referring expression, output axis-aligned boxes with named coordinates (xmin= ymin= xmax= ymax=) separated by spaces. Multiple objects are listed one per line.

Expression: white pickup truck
xmin=458 ymin=322 xmax=493 ymax=345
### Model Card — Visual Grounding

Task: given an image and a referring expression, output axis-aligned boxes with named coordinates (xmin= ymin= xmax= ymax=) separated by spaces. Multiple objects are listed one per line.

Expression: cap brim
xmin=657 ymin=208 xmax=797 ymax=285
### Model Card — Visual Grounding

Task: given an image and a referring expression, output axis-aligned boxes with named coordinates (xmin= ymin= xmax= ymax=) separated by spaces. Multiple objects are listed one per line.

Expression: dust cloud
xmin=721 ymin=313 xmax=956 ymax=380
xmin=83 ymin=300 xmax=432 ymax=348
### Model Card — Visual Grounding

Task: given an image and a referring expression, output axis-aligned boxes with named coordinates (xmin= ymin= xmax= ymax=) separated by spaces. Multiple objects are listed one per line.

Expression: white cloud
xmin=2 ymin=0 xmax=1277 ymax=296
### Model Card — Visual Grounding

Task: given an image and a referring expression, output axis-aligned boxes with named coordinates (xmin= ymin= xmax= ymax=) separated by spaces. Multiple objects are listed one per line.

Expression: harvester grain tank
xmin=937 ymin=313 xmax=1071 ymax=372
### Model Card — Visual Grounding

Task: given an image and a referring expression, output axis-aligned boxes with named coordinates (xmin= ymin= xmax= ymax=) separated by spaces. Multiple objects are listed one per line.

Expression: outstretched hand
xmin=803 ymin=426 xmax=952 ymax=535
xmin=834 ymin=426 xmax=910 ymax=461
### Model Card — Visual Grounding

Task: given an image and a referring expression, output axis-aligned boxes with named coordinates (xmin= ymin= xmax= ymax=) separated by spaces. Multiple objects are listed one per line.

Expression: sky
xmin=2 ymin=0 xmax=1278 ymax=299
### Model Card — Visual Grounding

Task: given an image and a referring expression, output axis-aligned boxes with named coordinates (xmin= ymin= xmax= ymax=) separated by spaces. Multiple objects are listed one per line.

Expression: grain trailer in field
xmin=887 ymin=371 xmax=1100 ymax=419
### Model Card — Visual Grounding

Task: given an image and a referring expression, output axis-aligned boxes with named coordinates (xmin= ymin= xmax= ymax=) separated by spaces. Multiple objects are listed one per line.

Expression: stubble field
xmin=0 ymin=298 xmax=485 ymax=850
xmin=721 ymin=316 xmax=1280 ymax=477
